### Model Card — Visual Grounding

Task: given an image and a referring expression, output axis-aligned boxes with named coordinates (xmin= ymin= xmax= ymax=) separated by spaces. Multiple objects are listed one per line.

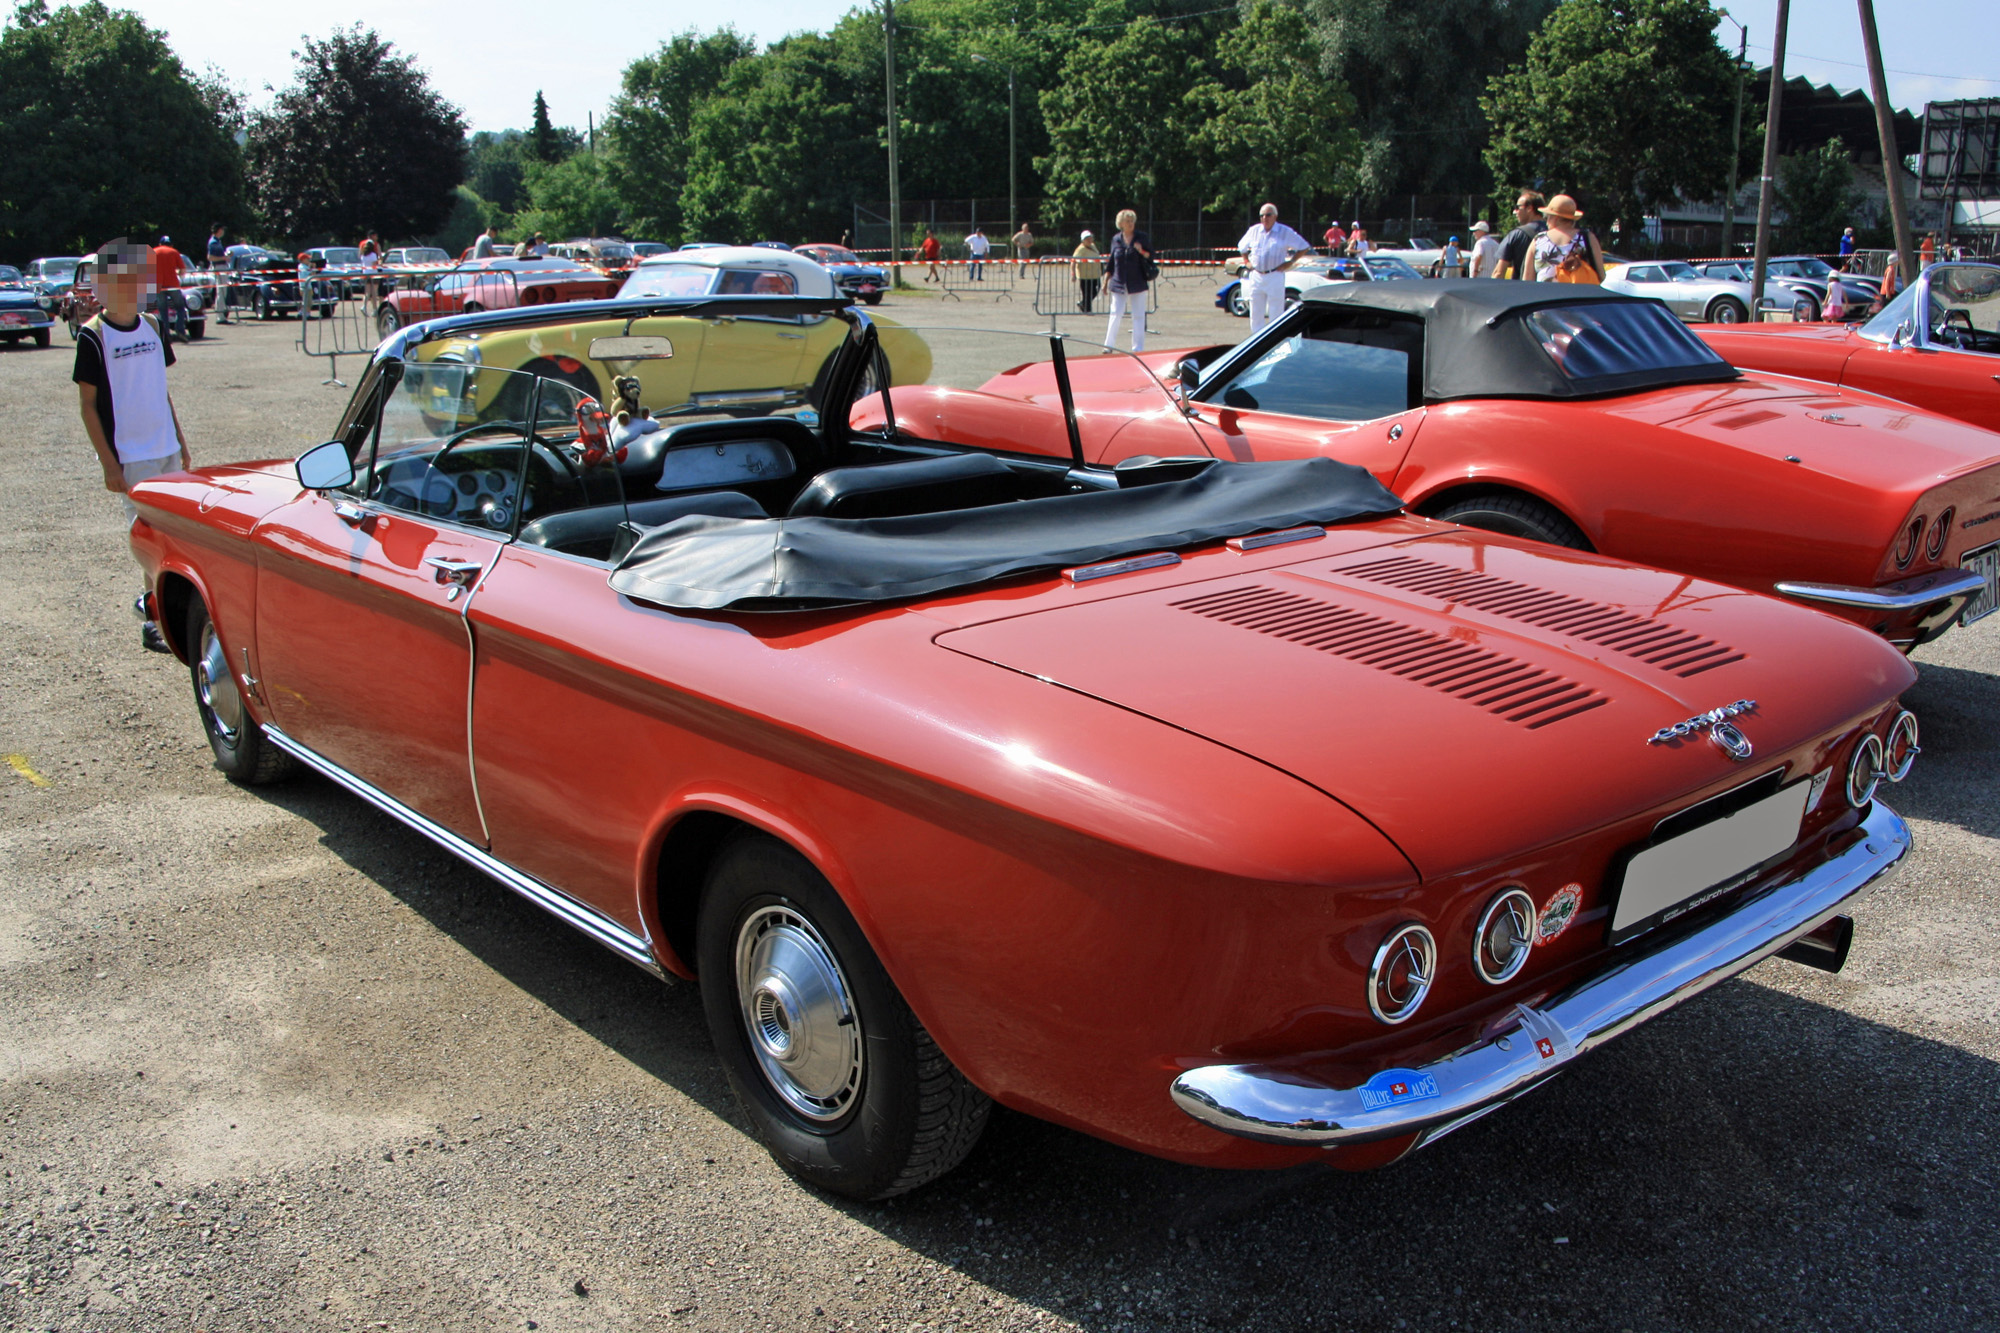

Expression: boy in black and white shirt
xmin=74 ymin=238 xmax=192 ymax=652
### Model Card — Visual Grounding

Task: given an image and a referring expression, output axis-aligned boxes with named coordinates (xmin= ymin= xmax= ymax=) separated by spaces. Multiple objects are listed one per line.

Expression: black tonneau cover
xmin=608 ymin=458 xmax=1402 ymax=610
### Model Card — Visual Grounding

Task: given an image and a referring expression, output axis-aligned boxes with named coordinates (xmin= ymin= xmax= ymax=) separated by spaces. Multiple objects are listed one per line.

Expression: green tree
xmin=680 ymin=33 xmax=877 ymax=243
xmin=1778 ymin=136 xmax=1863 ymax=253
xmin=1188 ymin=0 xmax=1361 ymax=213
xmin=424 ymin=183 xmax=492 ymax=256
xmin=528 ymin=91 xmax=559 ymax=162
xmin=243 ymin=26 xmax=465 ymax=244
xmin=0 ymin=0 xmax=245 ymax=262
xmin=514 ymin=151 xmax=621 ymax=240
xmin=603 ymin=29 xmax=755 ymax=241
xmin=1036 ymin=17 xmax=1196 ymax=218
xmin=1304 ymin=0 xmax=1555 ymax=196
xmin=466 ymin=130 xmax=527 ymax=212
xmin=1481 ymin=0 xmax=1736 ymax=244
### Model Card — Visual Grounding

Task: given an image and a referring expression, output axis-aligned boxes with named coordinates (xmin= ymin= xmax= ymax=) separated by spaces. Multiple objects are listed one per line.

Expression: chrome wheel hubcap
xmin=735 ymin=906 xmax=863 ymax=1122
xmin=197 ymin=623 xmax=243 ymax=743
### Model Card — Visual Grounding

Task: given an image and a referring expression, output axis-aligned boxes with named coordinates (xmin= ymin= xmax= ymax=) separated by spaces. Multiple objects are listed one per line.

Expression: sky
xmin=110 ymin=0 xmax=2000 ymax=137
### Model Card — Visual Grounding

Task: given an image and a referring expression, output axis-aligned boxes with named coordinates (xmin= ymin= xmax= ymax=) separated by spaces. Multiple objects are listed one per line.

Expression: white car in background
xmin=1603 ymin=260 xmax=1801 ymax=324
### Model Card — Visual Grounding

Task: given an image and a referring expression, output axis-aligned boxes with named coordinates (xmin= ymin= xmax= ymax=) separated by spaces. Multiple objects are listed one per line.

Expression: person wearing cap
xmin=1498 ymin=189 xmax=1547 ymax=279
xmin=1528 ymin=194 xmax=1603 ymax=283
xmin=1237 ymin=203 xmax=1311 ymax=334
xmin=1438 ymin=235 xmax=1464 ymax=279
xmin=1347 ymin=222 xmax=1370 ymax=258
xmin=74 ymin=239 xmax=192 ymax=653
xmin=1072 ymin=229 xmax=1103 ymax=314
xmin=1469 ymin=219 xmax=1502 ymax=278
xmin=1838 ymin=225 xmax=1857 ymax=268
xmin=1322 ymin=219 xmax=1347 ymax=255
xmin=150 ymin=235 xmax=189 ymax=342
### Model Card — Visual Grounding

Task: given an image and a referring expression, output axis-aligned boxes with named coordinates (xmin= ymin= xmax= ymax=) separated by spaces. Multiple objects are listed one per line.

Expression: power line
xmin=1745 ymin=41 xmax=2000 ymax=87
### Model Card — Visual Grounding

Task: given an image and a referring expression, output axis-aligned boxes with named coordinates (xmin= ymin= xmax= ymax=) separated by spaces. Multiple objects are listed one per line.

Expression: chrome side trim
xmin=263 ymin=725 xmax=662 ymax=977
xmin=1775 ymin=569 xmax=1988 ymax=612
xmin=1170 ymin=802 xmax=1909 ymax=1148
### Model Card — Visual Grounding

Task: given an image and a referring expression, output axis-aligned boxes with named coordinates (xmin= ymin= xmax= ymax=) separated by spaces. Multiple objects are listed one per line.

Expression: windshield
xmin=596 ymin=243 xmax=636 ymax=260
xmin=620 ymin=264 xmax=717 ymax=298
xmin=0 ymin=266 xmax=22 ymax=284
xmin=42 ymin=259 xmax=79 ymax=278
xmin=631 ymin=243 xmax=669 ymax=256
xmin=399 ymin=248 xmax=448 ymax=264
xmin=814 ymin=248 xmax=863 ymax=264
xmin=1526 ymin=302 xmax=1731 ymax=382
xmin=1862 ymin=264 xmax=2000 ymax=349
xmin=1365 ymin=257 xmax=1422 ymax=280
xmin=321 ymin=248 xmax=362 ymax=265
xmin=1772 ymin=258 xmax=1832 ymax=279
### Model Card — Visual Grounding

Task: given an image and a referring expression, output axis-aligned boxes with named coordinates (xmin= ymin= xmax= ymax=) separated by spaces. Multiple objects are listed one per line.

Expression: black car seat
xmin=786 ymin=453 xmax=1029 ymax=520
xmin=519 ymin=490 xmax=766 ymax=561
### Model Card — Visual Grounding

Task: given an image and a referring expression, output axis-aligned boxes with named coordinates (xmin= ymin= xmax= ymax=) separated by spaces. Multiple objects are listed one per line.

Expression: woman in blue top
xmin=1105 ymin=209 xmax=1151 ymax=352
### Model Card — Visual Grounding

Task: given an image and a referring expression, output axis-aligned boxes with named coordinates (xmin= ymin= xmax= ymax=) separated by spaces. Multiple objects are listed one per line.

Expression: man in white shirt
xmin=967 ymin=225 xmax=990 ymax=281
xmin=1237 ymin=203 xmax=1311 ymax=334
xmin=1468 ymin=219 xmax=1502 ymax=278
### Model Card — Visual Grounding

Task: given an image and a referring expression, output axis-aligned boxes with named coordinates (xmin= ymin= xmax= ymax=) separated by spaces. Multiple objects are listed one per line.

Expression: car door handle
xmin=777 ymin=332 xmax=807 ymax=340
xmin=422 ymin=557 xmax=483 ymax=586
xmin=332 ymin=502 xmax=370 ymax=526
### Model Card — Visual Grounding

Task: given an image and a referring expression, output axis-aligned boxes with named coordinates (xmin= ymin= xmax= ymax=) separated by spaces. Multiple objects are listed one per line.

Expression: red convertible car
xmin=876 ymin=282 xmax=2000 ymax=649
xmin=374 ymin=257 xmax=621 ymax=339
xmin=1697 ymin=261 xmax=2000 ymax=435
xmin=128 ymin=298 xmax=1918 ymax=1199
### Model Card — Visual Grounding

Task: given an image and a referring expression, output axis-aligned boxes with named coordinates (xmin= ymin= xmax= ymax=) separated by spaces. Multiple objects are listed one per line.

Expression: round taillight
xmin=1927 ymin=509 xmax=1955 ymax=562
xmin=1472 ymin=888 xmax=1536 ymax=985
xmin=1368 ymin=924 xmax=1436 ymax=1025
xmin=1885 ymin=711 xmax=1920 ymax=782
xmin=1846 ymin=733 xmax=1886 ymax=809
xmin=1894 ymin=517 xmax=1925 ymax=570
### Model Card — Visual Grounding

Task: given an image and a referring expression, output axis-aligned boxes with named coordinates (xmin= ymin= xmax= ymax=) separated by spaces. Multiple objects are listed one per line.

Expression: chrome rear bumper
xmin=1776 ymin=569 xmax=1987 ymax=613
xmin=1170 ymin=802 xmax=1909 ymax=1149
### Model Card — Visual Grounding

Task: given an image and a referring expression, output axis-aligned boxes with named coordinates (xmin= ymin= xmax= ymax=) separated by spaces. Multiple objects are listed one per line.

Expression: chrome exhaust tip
xmin=1776 ymin=914 xmax=1853 ymax=973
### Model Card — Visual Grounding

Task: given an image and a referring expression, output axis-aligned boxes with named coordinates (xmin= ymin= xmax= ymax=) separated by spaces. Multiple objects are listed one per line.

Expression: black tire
xmin=33 ymin=328 xmax=51 ymax=348
xmin=461 ymin=302 xmax=484 ymax=315
xmin=186 ymin=320 xmax=204 ymax=341
xmin=1794 ymin=295 xmax=1820 ymax=323
xmin=256 ymin=290 xmax=271 ymax=321
xmin=377 ymin=306 xmax=401 ymax=338
xmin=1705 ymin=296 xmax=1747 ymax=324
xmin=697 ymin=833 xmax=990 ymax=1200
xmin=185 ymin=599 xmax=295 ymax=785
xmin=0 ymin=335 xmax=17 ymax=347
xmin=1284 ymin=287 xmax=1300 ymax=308
xmin=1431 ymin=491 xmax=1593 ymax=550
xmin=1228 ymin=285 xmax=1248 ymax=317
xmin=862 ymin=293 xmax=883 ymax=306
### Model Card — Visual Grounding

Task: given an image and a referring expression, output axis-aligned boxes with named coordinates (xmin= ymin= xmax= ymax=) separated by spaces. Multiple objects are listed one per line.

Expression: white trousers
xmin=1105 ymin=288 xmax=1145 ymax=352
xmin=1246 ymin=269 xmax=1287 ymax=334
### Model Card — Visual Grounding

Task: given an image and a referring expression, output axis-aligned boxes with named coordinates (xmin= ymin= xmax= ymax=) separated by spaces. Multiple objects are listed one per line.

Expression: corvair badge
xmin=1647 ymin=699 xmax=1757 ymax=760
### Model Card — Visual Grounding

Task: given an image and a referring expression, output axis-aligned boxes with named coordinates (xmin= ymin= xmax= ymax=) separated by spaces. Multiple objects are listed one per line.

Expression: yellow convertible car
xmin=410 ymin=246 xmax=931 ymax=422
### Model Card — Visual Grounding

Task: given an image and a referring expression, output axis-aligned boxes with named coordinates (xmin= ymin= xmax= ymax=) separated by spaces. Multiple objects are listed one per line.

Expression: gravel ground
xmin=0 ymin=288 xmax=1995 ymax=1333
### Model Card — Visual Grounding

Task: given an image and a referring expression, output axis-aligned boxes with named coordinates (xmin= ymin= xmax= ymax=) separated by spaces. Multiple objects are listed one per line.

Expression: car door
xmin=250 ymin=362 xmax=536 ymax=843
xmin=1178 ymin=307 xmax=1426 ymax=484
xmin=692 ymin=269 xmax=813 ymax=397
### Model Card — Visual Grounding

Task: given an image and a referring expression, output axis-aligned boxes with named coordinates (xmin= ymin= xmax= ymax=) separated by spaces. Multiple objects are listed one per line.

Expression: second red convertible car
xmin=375 ymin=257 xmax=622 ymax=337
xmin=875 ymin=282 xmax=2000 ymax=649
xmin=128 ymin=298 xmax=1919 ymax=1199
xmin=1696 ymin=261 xmax=2000 ymax=435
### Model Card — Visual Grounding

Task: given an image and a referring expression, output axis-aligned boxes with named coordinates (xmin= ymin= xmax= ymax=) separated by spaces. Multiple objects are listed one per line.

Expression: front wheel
xmin=1705 ymin=296 xmax=1747 ymax=324
xmin=862 ymin=293 xmax=883 ymax=306
xmin=185 ymin=320 xmax=204 ymax=341
xmin=256 ymin=291 xmax=271 ymax=321
xmin=377 ymin=306 xmax=401 ymax=338
xmin=1431 ymin=492 xmax=1592 ymax=550
xmin=697 ymin=834 xmax=990 ymax=1200
xmin=186 ymin=599 xmax=295 ymax=785
xmin=33 ymin=329 xmax=51 ymax=348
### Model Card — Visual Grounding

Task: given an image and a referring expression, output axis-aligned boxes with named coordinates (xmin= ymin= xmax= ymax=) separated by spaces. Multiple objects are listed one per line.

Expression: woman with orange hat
xmin=1529 ymin=194 xmax=1603 ymax=284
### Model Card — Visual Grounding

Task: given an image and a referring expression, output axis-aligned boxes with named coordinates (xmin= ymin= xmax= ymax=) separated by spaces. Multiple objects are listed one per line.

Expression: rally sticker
xmin=1537 ymin=884 xmax=1582 ymax=944
xmin=1355 ymin=1068 xmax=1440 ymax=1112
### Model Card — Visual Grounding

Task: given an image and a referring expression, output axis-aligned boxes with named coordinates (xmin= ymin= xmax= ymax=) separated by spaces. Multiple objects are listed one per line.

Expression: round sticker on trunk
xmin=1537 ymin=884 xmax=1582 ymax=943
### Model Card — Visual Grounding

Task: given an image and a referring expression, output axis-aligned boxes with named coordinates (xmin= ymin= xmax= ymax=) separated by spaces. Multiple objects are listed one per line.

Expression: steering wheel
xmin=433 ymin=419 xmax=580 ymax=483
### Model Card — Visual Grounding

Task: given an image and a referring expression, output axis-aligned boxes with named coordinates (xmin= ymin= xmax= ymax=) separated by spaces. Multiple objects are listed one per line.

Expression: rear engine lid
xmin=936 ymin=530 xmax=1912 ymax=879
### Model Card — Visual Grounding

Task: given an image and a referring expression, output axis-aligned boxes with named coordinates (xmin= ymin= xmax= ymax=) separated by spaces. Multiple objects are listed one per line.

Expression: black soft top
xmin=609 ymin=457 xmax=1402 ymax=611
xmin=1302 ymin=279 xmax=1740 ymax=400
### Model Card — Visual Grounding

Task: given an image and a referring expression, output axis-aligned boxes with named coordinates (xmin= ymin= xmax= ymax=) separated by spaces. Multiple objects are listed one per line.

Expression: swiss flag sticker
xmin=1535 ymin=1037 xmax=1556 ymax=1060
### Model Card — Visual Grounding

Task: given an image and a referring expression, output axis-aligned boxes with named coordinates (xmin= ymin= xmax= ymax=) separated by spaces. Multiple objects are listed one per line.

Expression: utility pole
xmin=1007 ymin=64 xmax=1017 ymax=238
xmin=1719 ymin=10 xmax=1748 ymax=254
xmin=1857 ymin=0 xmax=1918 ymax=288
xmin=883 ymin=0 xmax=903 ymax=284
xmin=1749 ymin=0 xmax=1789 ymax=319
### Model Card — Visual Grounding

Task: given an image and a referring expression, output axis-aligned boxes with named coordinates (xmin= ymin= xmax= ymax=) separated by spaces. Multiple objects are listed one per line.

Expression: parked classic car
xmin=549 ymin=238 xmax=640 ymax=275
xmin=303 ymin=246 xmax=368 ymax=297
xmin=0 ymin=265 xmax=57 ymax=347
xmin=1603 ymin=260 xmax=1798 ymax=324
xmin=1216 ymin=254 xmax=1423 ymax=317
xmin=404 ymin=248 xmax=930 ymax=417
xmin=794 ymin=243 xmax=888 ymax=305
xmin=221 ymin=247 xmax=338 ymax=320
xmin=375 ymin=257 xmax=622 ymax=336
xmin=875 ymin=281 xmax=2000 ymax=648
xmin=24 ymin=255 xmax=82 ymax=298
xmin=1695 ymin=260 xmax=1868 ymax=323
xmin=127 ymin=295 xmax=1919 ymax=1199
xmin=1696 ymin=262 xmax=2000 ymax=439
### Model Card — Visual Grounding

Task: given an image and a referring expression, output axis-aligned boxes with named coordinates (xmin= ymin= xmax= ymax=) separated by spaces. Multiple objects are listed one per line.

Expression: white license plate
xmin=1611 ymin=779 xmax=1810 ymax=942
xmin=1963 ymin=541 xmax=1999 ymax=626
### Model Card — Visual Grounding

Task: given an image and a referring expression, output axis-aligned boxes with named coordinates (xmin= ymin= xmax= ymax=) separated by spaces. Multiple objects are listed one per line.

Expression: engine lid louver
xmin=1171 ymin=585 xmax=1608 ymax=729
xmin=1328 ymin=555 xmax=1745 ymax=678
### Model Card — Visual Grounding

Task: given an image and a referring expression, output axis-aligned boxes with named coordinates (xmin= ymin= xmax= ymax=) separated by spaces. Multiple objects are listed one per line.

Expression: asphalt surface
xmin=1 ymin=286 xmax=1996 ymax=1333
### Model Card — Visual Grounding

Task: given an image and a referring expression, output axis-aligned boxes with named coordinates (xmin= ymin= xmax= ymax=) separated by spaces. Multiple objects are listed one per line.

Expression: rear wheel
xmin=697 ymin=833 xmax=990 ymax=1200
xmin=1228 ymin=285 xmax=1248 ymax=317
xmin=186 ymin=599 xmax=295 ymax=785
xmin=1705 ymin=296 xmax=1747 ymax=324
xmin=1431 ymin=492 xmax=1592 ymax=550
xmin=377 ymin=306 xmax=401 ymax=338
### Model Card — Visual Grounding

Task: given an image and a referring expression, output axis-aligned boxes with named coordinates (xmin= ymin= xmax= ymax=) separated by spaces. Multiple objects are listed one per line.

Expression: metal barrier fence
xmin=934 ymin=257 xmax=1017 ymax=301
xmin=298 ymin=266 xmax=509 ymax=387
xmin=1030 ymin=256 xmax=1162 ymax=332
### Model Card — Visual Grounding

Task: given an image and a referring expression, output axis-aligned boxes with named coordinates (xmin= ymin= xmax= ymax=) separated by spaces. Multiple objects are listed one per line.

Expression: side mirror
xmin=1176 ymin=357 xmax=1202 ymax=391
xmin=1890 ymin=321 xmax=1913 ymax=349
xmin=295 ymin=440 xmax=355 ymax=491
